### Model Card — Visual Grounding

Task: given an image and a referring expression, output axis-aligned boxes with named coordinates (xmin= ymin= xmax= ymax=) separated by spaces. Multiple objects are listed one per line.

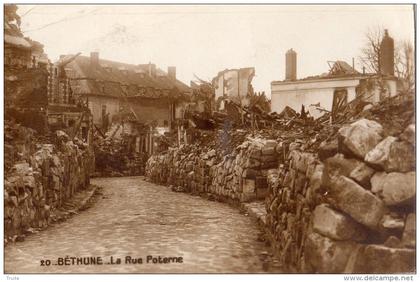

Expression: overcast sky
xmin=17 ymin=4 xmax=415 ymax=96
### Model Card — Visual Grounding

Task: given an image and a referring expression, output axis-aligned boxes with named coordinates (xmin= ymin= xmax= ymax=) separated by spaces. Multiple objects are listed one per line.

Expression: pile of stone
xmin=94 ymin=138 xmax=147 ymax=177
xmin=265 ymin=118 xmax=415 ymax=273
xmin=146 ymin=137 xmax=282 ymax=202
xmin=4 ymin=130 xmax=94 ymax=240
xmin=209 ymin=138 xmax=279 ymax=201
xmin=308 ymin=119 xmax=415 ymax=273
xmin=145 ymin=92 xmax=415 ymax=274
xmin=264 ymin=145 xmax=321 ymax=271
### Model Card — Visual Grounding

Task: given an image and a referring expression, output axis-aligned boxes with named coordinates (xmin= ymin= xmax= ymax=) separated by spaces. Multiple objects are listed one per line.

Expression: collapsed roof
xmin=62 ymin=55 xmax=191 ymax=100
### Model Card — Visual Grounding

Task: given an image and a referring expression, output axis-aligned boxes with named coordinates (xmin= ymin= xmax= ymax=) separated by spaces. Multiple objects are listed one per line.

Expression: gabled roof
xmin=63 ymin=55 xmax=191 ymax=100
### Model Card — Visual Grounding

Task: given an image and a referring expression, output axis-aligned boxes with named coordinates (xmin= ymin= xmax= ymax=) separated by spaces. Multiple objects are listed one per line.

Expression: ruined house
xmin=212 ymin=67 xmax=255 ymax=111
xmin=62 ymin=52 xmax=191 ymax=132
xmin=59 ymin=52 xmax=192 ymax=154
xmin=5 ymin=18 xmax=91 ymax=140
xmin=271 ymin=31 xmax=398 ymax=118
xmin=47 ymin=53 xmax=92 ymax=142
xmin=4 ymin=5 xmax=88 ymax=137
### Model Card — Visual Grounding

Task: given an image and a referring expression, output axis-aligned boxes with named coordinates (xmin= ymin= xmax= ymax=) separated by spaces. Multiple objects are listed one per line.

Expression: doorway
xmin=332 ymin=89 xmax=348 ymax=122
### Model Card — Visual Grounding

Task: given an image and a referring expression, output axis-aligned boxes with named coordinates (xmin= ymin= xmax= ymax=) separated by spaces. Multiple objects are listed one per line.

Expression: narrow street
xmin=5 ymin=176 xmax=283 ymax=273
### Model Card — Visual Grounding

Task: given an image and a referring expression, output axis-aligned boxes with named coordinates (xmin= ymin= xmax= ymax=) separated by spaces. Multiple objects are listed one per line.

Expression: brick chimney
xmin=90 ymin=52 xmax=99 ymax=67
xmin=168 ymin=66 xmax=176 ymax=81
xmin=285 ymin=48 xmax=297 ymax=81
xmin=379 ymin=29 xmax=394 ymax=76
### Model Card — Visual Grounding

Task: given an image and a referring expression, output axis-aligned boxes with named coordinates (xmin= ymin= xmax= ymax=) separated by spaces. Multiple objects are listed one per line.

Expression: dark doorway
xmin=332 ymin=89 xmax=348 ymax=122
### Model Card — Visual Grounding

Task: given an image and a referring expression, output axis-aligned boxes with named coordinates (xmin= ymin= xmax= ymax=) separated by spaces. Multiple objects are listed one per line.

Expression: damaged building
xmin=271 ymin=30 xmax=398 ymax=119
xmin=4 ymin=12 xmax=49 ymax=133
xmin=212 ymin=67 xmax=255 ymax=111
xmin=62 ymin=52 xmax=191 ymax=134
xmin=47 ymin=53 xmax=92 ymax=142
xmin=56 ymin=51 xmax=194 ymax=167
xmin=4 ymin=5 xmax=91 ymax=141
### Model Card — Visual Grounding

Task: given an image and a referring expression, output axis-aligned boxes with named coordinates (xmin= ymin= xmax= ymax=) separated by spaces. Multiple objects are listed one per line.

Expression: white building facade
xmin=271 ymin=75 xmax=397 ymax=118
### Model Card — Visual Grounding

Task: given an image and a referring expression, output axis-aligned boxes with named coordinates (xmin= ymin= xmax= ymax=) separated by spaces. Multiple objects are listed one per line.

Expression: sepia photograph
xmin=2 ymin=2 xmax=416 ymax=278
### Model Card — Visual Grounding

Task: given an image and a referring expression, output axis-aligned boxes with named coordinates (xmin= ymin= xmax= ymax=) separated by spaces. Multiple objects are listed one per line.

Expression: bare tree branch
xmin=395 ymin=40 xmax=415 ymax=92
xmin=359 ymin=25 xmax=384 ymax=74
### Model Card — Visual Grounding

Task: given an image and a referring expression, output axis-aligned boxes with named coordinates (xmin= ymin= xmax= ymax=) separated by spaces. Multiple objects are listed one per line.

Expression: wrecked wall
xmin=146 ymin=136 xmax=281 ymax=202
xmin=145 ymin=116 xmax=415 ymax=273
xmin=88 ymin=95 xmax=173 ymax=129
xmin=4 ymin=126 xmax=94 ymax=239
xmin=88 ymin=95 xmax=120 ymax=126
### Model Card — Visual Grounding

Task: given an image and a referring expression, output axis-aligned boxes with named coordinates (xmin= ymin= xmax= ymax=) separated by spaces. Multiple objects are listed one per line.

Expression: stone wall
xmin=145 ymin=118 xmax=416 ymax=273
xmin=146 ymin=136 xmax=281 ymax=202
xmin=266 ymin=119 xmax=415 ymax=273
xmin=264 ymin=148 xmax=320 ymax=272
xmin=4 ymin=128 xmax=94 ymax=239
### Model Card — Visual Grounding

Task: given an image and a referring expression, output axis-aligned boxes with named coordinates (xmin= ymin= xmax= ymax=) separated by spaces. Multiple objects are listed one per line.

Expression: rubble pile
xmin=265 ymin=118 xmax=415 ymax=273
xmin=93 ymin=137 xmax=147 ymax=177
xmin=306 ymin=119 xmax=415 ymax=273
xmin=4 ymin=128 xmax=94 ymax=240
xmin=145 ymin=93 xmax=415 ymax=273
xmin=264 ymin=148 xmax=320 ymax=272
xmin=146 ymin=137 xmax=283 ymax=202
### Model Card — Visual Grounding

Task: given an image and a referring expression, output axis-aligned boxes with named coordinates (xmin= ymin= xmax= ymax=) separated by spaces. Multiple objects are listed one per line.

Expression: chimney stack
xmin=90 ymin=52 xmax=99 ymax=67
xmin=379 ymin=29 xmax=394 ymax=76
xmin=168 ymin=66 xmax=176 ymax=81
xmin=285 ymin=48 xmax=297 ymax=81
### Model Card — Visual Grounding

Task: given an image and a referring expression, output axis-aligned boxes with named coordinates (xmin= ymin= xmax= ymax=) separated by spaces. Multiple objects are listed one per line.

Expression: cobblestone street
xmin=5 ymin=176 xmax=284 ymax=273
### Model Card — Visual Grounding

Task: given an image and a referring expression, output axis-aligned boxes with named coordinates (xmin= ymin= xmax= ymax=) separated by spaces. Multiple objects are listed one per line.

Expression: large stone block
xmin=338 ymin=119 xmax=383 ymax=159
xmin=400 ymin=124 xmax=415 ymax=145
xmin=380 ymin=213 xmax=405 ymax=232
xmin=329 ymin=176 xmax=387 ymax=229
xmin=291 ymin=152 xmax=317 ymax=174
xmin=365 ymin=136 xmax=397 ymax=168
xmin=370 ymin=171 xmax=415 ymax=206
xmin=322 ymin=154 xmax=362 ymax=188
xmin=386 ymin=141 xmax=415 ymax=173
xmin=366 ymin=137 xmax=415 ymax=172
xmin=350 ymin=245 xmax=415 ymax=273
xmin=304 ymin=231 xmax=357 ymax=273
xmin=318 ymin=139 xmax=339 ymax=161
xmin=261 ymin=146 xmax=276 ymax=156
xmin=348 ymin=162 xmax=375 ymax=189
xmin=312 ymin=204 xmax=367 ymax=241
